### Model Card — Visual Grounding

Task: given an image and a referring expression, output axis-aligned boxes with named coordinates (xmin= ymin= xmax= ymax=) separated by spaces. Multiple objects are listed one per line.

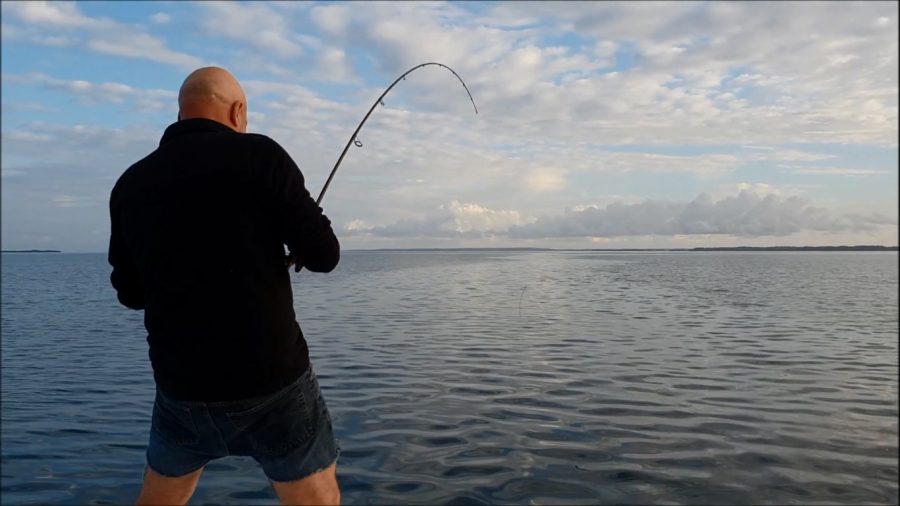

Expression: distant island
xmin=1 ymin=249 xmax=62 ymax=253
xmin=356 ymin=245 xmax=898 ymax=252
xmin=691 ymin=246 xmax=898 ymax=252
xmin=2 ymin=246 xmax=897 ymax=254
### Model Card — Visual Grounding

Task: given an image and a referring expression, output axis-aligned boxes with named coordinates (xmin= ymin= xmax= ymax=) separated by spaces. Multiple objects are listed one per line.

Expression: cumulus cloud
xmin=307 ymin=1 xmax=897 ymax=146
xmin=1 ymin=1 xmax=107 ymax=29
xmin=448 ymin=201 xmax=524 ymax=232
xmin=10 ymin=73 xmax=176 ymax=111
xmin=343 ymin=191 xmax=896 ymax=242
xmin=2 ymin=1 xmax=202 ymax=68
xmin=507 ymin=191 xmax=896 ymax=239
xmin=86 ymin=33 xmax=203 ymax=69
xmin=313 ymin=47 xmax=357 ymax=83
xmin=6 ymin=1 xmax=897 ymax=145
xmin=346 ymin=200 xmax=522 ymax=238
xmin=348 ymin=209 xmax=461 ymax=238
xmin=198 ymin=2 xmax=304 ymax=59
xmin=0 ymin=21 xmax=79 ymax=47
xmin=309 ymin=4 xmax=352 ymax=36
xmin=710 ymin=182 xmax=810 ymax=200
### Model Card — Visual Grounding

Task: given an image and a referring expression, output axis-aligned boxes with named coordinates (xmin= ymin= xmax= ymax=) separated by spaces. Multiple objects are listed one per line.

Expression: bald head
xmin=178 ymin=67 xmax=247 ymax=132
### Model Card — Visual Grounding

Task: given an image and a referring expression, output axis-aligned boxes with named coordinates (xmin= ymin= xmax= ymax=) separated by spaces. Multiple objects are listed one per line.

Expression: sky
xmin=1 ymin=1 xmax=898 ymax=252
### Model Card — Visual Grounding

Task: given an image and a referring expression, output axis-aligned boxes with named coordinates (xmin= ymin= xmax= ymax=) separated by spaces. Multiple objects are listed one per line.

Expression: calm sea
xmin=1 ymin=251 xmax=897 ymax=505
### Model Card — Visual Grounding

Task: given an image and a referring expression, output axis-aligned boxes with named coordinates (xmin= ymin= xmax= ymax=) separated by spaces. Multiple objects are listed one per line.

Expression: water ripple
xmin=1 ymin=251 xmax=897 ymax=504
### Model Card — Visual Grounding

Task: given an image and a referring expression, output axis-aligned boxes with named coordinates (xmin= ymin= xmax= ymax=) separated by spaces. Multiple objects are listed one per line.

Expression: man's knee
xmin=312 ymin=481 xmax=340 ymax=506
xmin=136 ymin=466 xmax=204 ymax=505
xmin=272 ymin=482 xmax=340 ymax=506
xmin=271 ymin=463 xmax=340 ymax=506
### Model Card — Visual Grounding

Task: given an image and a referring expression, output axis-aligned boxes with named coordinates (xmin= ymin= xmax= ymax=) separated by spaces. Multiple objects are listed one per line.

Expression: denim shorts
xmin=147 ymin=366 xmax=339 ymax=482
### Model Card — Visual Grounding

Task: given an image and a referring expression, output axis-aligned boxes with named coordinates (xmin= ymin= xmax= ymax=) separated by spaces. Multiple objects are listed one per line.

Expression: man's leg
xmin=270 ymin=462 xmax=340 ymax=506
xmin=135 ymin=466 xmax=204 ymax=506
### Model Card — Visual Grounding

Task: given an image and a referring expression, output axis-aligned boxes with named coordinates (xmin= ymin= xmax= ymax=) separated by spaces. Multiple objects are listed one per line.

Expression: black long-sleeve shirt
xmin=108 ymin=118 xmax=339 ymax=401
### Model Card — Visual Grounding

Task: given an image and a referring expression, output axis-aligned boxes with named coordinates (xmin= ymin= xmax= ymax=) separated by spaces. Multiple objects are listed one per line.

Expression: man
xmin=108 ymin=67 xmax=341 ymax=505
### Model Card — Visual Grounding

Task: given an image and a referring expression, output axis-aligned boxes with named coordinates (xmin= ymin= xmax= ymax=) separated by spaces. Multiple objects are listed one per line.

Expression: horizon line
xmin=4 ymin=245 xmax=898 ymax=254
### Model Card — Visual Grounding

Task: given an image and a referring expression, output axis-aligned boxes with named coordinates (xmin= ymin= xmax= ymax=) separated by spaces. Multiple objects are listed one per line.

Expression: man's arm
xmin=271 ymin=144 xmax=340 ymax=273
xmin=108 ymin=193 xmax=146 ymax=310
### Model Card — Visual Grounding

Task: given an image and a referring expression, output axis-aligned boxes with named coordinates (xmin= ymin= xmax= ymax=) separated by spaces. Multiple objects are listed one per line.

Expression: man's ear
xmin=231 ymin=101 xmax=245 ymax=131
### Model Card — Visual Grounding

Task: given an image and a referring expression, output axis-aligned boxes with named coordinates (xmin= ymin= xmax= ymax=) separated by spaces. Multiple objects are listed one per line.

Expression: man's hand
xmin=285 ymin=253 xmax=303 ymax=272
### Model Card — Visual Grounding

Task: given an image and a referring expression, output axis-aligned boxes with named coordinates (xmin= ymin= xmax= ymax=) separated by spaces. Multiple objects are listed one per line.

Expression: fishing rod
xmin=289 ymin=62 xmax=478 ymax=271
xmin=316 ymin=61 xmax=478 ymax=206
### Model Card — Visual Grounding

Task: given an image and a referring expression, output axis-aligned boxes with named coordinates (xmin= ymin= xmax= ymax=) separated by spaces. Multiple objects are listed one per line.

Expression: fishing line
xmin=518 ymin=286 xmax=527 ymax=318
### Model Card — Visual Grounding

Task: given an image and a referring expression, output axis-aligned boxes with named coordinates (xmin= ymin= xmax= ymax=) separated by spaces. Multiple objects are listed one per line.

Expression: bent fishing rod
xmin=289 ymin=62 xmax=478 ymax=271
xmin=317 ymin=62 xmax=477 ymax=205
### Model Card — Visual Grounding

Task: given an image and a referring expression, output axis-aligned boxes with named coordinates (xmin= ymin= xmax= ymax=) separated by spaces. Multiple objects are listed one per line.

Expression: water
xmin=1 ymin=251 xmax=897 ymax=505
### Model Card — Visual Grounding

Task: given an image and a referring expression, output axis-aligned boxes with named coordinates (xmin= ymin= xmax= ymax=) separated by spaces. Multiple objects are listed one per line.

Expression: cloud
xmin=313 ymin=47 xmax=356 ymax=83
xmin=711 ymin=182 xmax=811 ymax=200
xmin=346 ymin=200 xmax=523 ymax=238
xmin=744 ymin=148 xmax=837 ymax=162
xmin=86 ymin=33 xmax=203 ymax=69
xmin=0 ymin=119 xmax=166 ymax=252
xmin=347 ymin=209 xmax=460 ymax=238
xmin=309 ymin=4 xmax=352 ymax=36
xmin=507 ymin=190 xmax=896 ymax=239
xmin=1 ymin=122 xmax=160 ymax=176
xmin=525 ymin=169 xmax=567 ymax=192
xmin=10 ymin=73 xmax=176 ymax=111
xmin=447 ymin=200 xmax=524 ymax=232
xmin=790 ymin=167 xmax=893 ymax=177
xmin=189 ymin=4 xmax=360 ymax=82
xmin=150 ymin=12 xmax=172 ymax=24
xmin=199 ymin=2 xmax=304 ymax=59
xmin=306 ymin=1 xmax=897 ymax=146
xmin=593 ymin=152 xmax=741 ymax=176
xmin=1 ymin=1 xmax=107 ymax=29
xmin=1 ymin=168 xmax=27 ymax=180
xmin=0 ymin=101 xmax=55 ymax=113
xmin=7 ymin=1 xmax=896 ymax=145
xmin=3 ymin=130 xmax=53 ymax=143
xmin=343 ymin=190 xmax=896 ymax=241
xmin=2 ymin=1 xmax=203 ymax=69
xmin=51 ymin=195 xmax=98 ymax=208
xmin=1 ymin=19 xmax=79 ymax=47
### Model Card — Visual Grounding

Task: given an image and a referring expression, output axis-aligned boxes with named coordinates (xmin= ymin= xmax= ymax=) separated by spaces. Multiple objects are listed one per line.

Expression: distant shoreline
xmin=3 ymin=246 xmax=897 ymax=254
xmin=688 ymin=246 xmax=898 ymax=252
xmin=364 ymin=246 xmax=898 ymax=252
